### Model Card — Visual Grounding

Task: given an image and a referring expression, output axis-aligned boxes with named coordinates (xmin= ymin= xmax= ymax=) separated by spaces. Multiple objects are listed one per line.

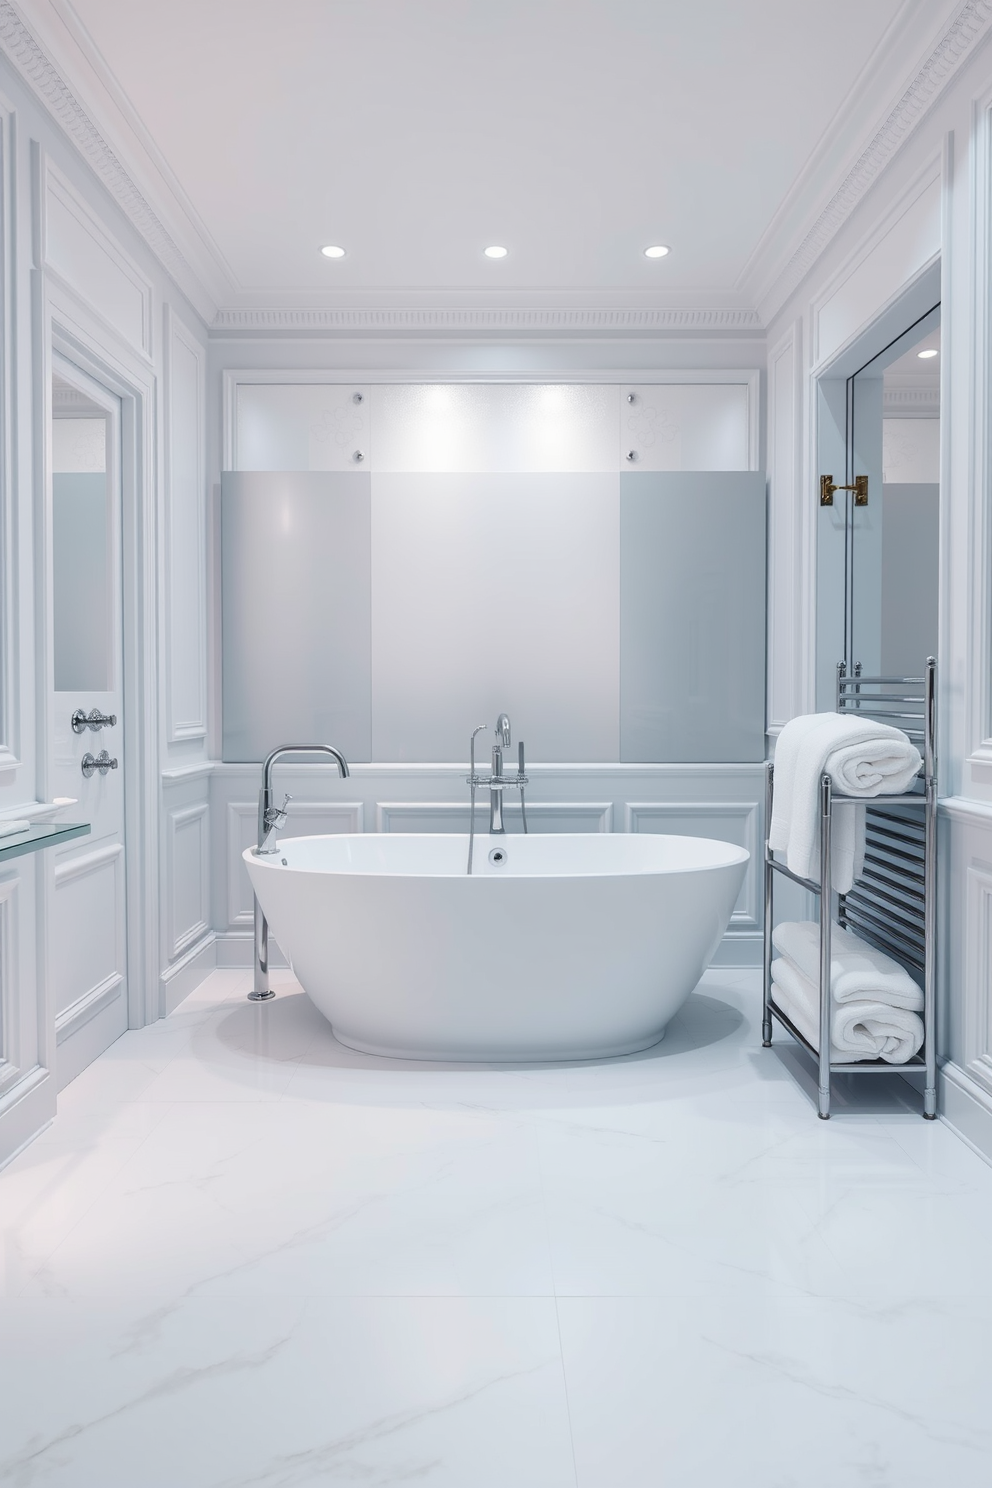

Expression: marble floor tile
xmin=2 ymin=966 xmax=991 ymax=1486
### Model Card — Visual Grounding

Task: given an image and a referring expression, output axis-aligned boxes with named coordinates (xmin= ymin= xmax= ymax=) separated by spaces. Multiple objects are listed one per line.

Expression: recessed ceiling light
xmin=484 ymin=245 xmax=508 ymax=258
xmin=320 ymin=244 xmax=346 ymax=258
xmin=644 ymin=244 xmax=670 ymax=259
xmin=917 ymin=348 xmax=938 ymax=359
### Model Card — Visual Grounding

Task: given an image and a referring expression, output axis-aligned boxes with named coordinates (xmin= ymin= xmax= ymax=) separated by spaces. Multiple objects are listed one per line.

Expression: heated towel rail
xmin=761 ymin=658 xmax=936 ymax=1120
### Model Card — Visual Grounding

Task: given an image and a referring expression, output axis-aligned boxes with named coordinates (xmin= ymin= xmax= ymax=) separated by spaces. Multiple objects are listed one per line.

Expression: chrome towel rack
xmin=761 ymin=658 xmax=936 ymax=1120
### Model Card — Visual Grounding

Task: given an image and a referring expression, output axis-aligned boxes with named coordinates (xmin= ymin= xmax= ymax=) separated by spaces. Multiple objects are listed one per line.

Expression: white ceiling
xmin=23 ymin=0 xmax=959 ymax=311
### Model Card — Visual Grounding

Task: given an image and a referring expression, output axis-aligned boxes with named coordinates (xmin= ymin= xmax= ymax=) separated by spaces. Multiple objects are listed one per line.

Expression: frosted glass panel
xmin=881 ymin=484 xmax=938 ymax=676
xmin=371 ymin=474 xmax=619 ymax=761
xmin=236 ymin=385 xmax=370 ymax=470
xmin=882 ymin=418 xmax=940 ymax=483
xmin=53 ymin=473 xmax=109 ymax=691
xmin=621 ymin=385 xmax=750 ymax=471
xmin=620 ymin=472 xmax=765 ymax=762
xmin=372 ymin=384 xmax=618 ymax=472
xmin=221 ymin=472 xmax=371 ymax=761
xmin=53 ymin=417 xmax=106 ymax=473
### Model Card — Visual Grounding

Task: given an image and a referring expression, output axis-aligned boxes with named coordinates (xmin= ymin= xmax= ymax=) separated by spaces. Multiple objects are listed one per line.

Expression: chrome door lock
xmin=72 ymin=708 xmax=117 ymax=733
xmin=81 ymin=750 xmax=119 ymax=778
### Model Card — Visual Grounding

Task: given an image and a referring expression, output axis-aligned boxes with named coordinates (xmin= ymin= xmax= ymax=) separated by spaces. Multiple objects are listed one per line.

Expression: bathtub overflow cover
xmin=488 ymin=847 xmax=507 ymax=865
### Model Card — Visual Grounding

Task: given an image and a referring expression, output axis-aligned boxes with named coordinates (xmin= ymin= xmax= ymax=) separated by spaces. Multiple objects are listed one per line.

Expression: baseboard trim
xmin=214 ymin=930 xmax=288 ymax=970
xmin=710 ymin=931 xmax=762 ymax=968
xmin=159 ymin=933 xmax=220 ymax=1016
xmin=939 ymin=1061 xmax=992 ymax=1168
xmin=0 ymin=1066 xmax=55 ymax=1172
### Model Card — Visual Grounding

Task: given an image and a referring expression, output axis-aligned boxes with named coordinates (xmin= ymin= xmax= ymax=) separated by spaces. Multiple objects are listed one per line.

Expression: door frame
xmin=36 ymin=274 xmax=159 ymax=1044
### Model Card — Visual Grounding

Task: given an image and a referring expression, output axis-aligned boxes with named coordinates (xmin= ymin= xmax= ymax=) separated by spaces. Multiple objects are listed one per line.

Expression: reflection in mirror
xmin=817 ymin=307 xmax=939 ymax=703
xmin=52 ymin=381 xmax=110 ymax=692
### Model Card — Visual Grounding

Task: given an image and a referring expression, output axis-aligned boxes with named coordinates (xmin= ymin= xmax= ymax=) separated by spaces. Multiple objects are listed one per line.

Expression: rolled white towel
xmin=771 ymin=958 xmax=924 ymax=1064
xmin=772 ymin=920 xmax=922 ymax=1011
xmin=769 ymin=713 xmax=922 ymax=892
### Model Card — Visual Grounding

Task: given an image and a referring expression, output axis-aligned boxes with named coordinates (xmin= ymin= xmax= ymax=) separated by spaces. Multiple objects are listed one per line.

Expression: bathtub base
xmin=327 ymin=1019 xmax=668 ymax=1064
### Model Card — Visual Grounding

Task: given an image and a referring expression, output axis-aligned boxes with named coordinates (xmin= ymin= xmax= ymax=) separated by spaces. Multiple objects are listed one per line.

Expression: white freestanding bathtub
xmin=244 ymin=833 xmax=748 ymax=1061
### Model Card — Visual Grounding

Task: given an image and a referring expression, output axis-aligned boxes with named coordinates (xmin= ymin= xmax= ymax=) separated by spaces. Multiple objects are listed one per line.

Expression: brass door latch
xmin=820 ymin=474 xmax=868 ymax=506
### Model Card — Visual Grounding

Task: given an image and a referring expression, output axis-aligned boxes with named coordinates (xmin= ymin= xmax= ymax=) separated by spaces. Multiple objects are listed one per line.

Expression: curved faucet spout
xmin=255 ymin=743 xmax=350 ymax=856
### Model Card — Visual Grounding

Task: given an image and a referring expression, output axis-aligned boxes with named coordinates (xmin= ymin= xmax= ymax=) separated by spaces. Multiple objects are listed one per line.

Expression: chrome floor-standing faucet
xmin=466 ymin=714 xmax=528 ymax=873
xmin=250 ymin=742 xmax=349 ymax=1000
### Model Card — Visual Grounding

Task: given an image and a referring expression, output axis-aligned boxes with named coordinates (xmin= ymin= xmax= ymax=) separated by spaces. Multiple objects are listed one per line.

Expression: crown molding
xmin=883 ymin=383 xmax=941 ymax=415
xmin=754 ymin=0 xmax=992 ymax=325
xmin=0 ymin=0 xmax=217 ymax=323
xmin=211 ymin=304 xmax=765 ymax=336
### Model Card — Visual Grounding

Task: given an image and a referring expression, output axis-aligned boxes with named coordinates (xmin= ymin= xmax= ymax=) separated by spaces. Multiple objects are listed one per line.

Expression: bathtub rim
xmin=243 ymin=830 xmax=751 ymax=881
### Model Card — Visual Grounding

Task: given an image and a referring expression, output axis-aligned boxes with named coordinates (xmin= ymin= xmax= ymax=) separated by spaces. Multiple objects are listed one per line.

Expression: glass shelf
xmin=0 ymin=822 xmax=90 ymax=864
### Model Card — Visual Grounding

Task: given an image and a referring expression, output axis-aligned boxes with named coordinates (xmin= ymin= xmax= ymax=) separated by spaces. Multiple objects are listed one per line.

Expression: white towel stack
xmin=769 ymin=713 xmax=922 ymax=893
xmin=771 ymin=920 xmax=924 ymax=1064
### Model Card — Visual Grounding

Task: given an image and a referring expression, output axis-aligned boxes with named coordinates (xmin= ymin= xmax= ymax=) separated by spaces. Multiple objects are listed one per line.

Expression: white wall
xmin=764 ymin=28 xmax=992 ymax=1158
xmin=0 ymin=55 xmax=211 ymax=1166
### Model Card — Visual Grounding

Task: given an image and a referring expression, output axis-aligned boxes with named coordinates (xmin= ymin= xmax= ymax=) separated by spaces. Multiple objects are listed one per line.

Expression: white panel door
xmin=50 ymin=364 xmax=128 ymax=1089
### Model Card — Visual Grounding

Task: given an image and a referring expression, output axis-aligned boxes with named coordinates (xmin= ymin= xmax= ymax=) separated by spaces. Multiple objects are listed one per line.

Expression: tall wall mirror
xmin=51 ymin=374 xmax=111 ymax=692
xmin=816 ymin=304 xmax=940 ymax=705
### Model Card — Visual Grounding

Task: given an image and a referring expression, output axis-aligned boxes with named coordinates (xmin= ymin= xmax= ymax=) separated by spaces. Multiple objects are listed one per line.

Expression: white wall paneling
xmin=0 ymin=872 xmax=19 ymax=1099
xmin=376 ymin=801 xmax=614 ymax=833
xmin=38 ymin=154 xmax=153 ymax=361
xmin=166 ymin=802 xmax=209 ymax=959
xmin=766 ymin=322 xmax=803 ymax=732
xmin=164 ymin=308 xmax=208 ymax=741
xmin=0 ymin=102 xmax=15 ymax=774
xmin=967 ymin=96 xmax=992 ymax=774
xmin=52 ymin=842 xmax=124 ymax=1050
xmin=812 ymin=165 xmax=941 ymax=369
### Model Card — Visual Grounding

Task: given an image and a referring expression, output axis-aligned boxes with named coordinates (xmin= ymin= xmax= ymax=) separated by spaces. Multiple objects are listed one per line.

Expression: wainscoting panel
xmin=52 ymin=842 xmax=125 ymax=1044
xmin=167 ymin=803 xmax=209 ymax=959
xmin=0 ymin=874 xmax=19 ymax=1098
xmin=376 ymin=800 xmax=613 ymax=833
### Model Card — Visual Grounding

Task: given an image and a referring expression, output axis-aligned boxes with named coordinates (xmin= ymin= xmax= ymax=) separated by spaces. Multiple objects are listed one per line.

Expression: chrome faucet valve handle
xmin=266 ymin=792 xmax=292 ymax=829
xmin=495 ymin=712 xmax=511 ymax=747
xmin=517 ymin=741 xmax=525 ymax=777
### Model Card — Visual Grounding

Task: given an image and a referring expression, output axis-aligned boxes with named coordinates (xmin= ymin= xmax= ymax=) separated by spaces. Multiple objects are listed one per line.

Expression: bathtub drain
xmin=488 ymin=847 xmax=507 ymax=866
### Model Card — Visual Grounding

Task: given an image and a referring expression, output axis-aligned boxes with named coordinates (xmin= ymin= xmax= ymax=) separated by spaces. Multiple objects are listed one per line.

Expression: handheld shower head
xmin=495 ymin=712 xmax=511 ymax=746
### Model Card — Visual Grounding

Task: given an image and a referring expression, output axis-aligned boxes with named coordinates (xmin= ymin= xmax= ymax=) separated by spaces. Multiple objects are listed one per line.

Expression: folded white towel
xmin=771 ymin=958 xmax=924 ymax=1064
xmin=769 ymin=713 xmax=922 ymax=892
xmin=772 ymin=920 xmax=923 ymax=1011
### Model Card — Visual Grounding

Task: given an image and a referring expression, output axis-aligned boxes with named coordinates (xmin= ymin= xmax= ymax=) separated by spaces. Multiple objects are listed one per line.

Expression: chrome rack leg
xmin=923 ymin=682 xmax=938 ymax=1117
xmin=818 ymin=773 xmax=832 ymax=1120
xmin=762 ymin=761 xmax=774 ymax=1047
xmin=249 ymin=895 xmax=275 ymax=1001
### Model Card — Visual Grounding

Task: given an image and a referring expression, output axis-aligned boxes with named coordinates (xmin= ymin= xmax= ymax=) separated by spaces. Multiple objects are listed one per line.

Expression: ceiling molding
xmin=0 ymin=0 xmax=216 ymax=322
xmin=883 ymin=383 xmax=941 ymax=415
xmin=757 ymin=0 xmax=992 ymax=325
xmin=211 ymin=305 xmax=765 ymax=335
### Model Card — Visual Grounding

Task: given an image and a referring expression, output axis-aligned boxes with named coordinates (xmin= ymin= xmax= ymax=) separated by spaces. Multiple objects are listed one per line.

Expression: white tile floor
xmin=2 ymin=967 xmax=991 ymax=1487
